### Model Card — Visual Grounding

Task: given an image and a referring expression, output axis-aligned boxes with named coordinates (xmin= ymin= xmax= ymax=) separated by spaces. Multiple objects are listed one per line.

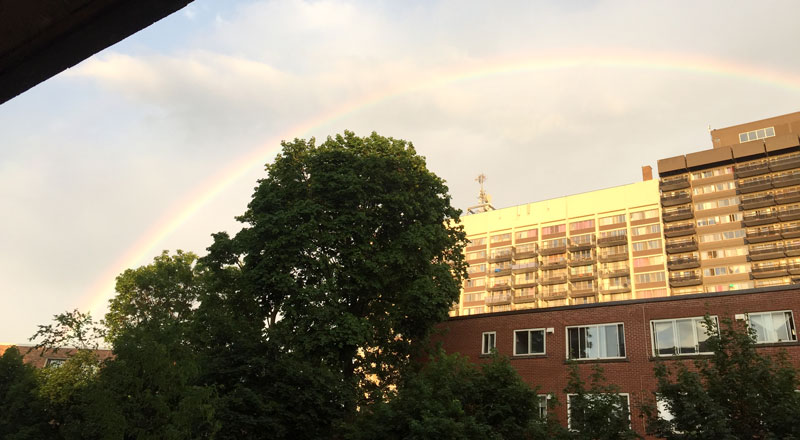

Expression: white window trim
xmin=650 ymin=316 xmax=718 ymax=357
xmin=481 ymin=331 xmax=496 ymax=355
xmin=745 ymin=310 xmax=797 ymax=344
xmin=536 ymin=394 xmax=550 ymax=418
xmin=565 ymin=322 xmax=626 ymax=360
xmin=513 ymin=328 xmax=546 ymax=356
xmin=567 ymin=393 xmax=631 ymax=430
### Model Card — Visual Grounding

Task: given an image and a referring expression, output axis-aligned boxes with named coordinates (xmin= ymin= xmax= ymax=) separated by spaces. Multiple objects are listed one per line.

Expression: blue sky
xmin=2 ymin=0 xmax=800 ymax=343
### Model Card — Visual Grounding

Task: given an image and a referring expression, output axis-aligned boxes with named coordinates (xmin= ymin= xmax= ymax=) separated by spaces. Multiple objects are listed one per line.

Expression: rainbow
xmin=83 ymin=49 xmax=800 ymax=317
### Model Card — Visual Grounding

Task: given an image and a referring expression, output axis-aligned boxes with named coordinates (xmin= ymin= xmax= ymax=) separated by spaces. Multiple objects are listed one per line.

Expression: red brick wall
xmin=434 ymin=286 xmax=800 ymax=438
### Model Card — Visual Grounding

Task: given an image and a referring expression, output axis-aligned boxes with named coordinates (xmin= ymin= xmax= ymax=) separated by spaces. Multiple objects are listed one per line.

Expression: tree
xmin=0 ymin=347 xmax=54 ymax=439
xmin=642 ymin=316 xmax=800 ymax=439
xmin=346 ymin=352 xmax=568 ymax=440
xmin=202 ymin=131 xmax=468 ymax=412
xmin=564 ymin=363 xmax=641 ymax=440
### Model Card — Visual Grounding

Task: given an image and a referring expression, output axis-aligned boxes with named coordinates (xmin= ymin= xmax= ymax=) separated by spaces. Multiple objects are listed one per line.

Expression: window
xmin=633 ymin=255 xmax=664 ymax=267
xmin=691 ymin=166 xmax=733 ymax=180
xmin=739 ymin=126 xmax=776 ymax=143
xmin=651 ymin=316 xmax=718 ymax=357
xmin=465 ymin=278 xmax=485 ymax=288
xmin=701 ymin=246 xmax=746 ymax=260
xmin=599 ymin=214 xmax=626 ymax=226
xmin=567 ymin=394 xmax=630 ymax=430
xmin=542 ymin=224 xmax=566 ymax=235
xmin=463 ymin=306 xmax=484 ymax=315
xmin=516 ymin=243 xmax=537 ymax=254
xmin=702 ymin=265 xmax=747 ymax=277
xmin=570 ymin=219 xmax=595 ymax=231
xmin=468 ymin=237 xmax=487 ymax=246
xmin=515 ymin=229 xmax=537 ymax=240
xmin=699 ymin=229 xmax=745 ymax=243
xmin=467 ymin=263 xmax=487 ymax=274
xmin=631 ymin=224 xmax=660 ymax=236
xmin=635 ymin=272 xmax=665 ymax=284
xmin=599 ymin=228 xmax=626 ymax=238
xmin=537 ymin=395 xmax=549 ymax=419
xmin=632 ymin=239 xmax=661 ymax=252
xmin=695 ymin=197 xmax=739 ymax=211
xmin=467 ymin=250 xmax=486 ymax=261
xmin=491 ymin=233 xmax=511 ymax=243
xmin=45 ymin=358 xmax=66 ymax=368
xmin=630 ymin=209 xmax=659 ymax=221
xmin=748 ymin=311 xmax=797 ymax=343
xmin=514 ymin=328 xmax=546 ymax=356
xmin=463 ymin=292 xmax=485 ymax=302
xmin=482 ymin=331 xmax=496 ymax=354
xmin=692 ymin=181 xmax=736 ymax=195
xmin=542 ymin=238 xmax=567 ymax=250
xmin=567 ymin=323 xmax=625 ymax=359
xmin=696 ymin=212 xmax=742 ymax=227
xmin=490 ymin=248 xmax=512 ymax=259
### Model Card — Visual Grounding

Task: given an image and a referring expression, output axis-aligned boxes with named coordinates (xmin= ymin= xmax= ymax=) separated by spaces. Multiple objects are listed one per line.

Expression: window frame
xmin=650 ymin=316 xmax=718 ymax=357
xmin=513 ymin=328 xmax=546 ymax=356
xmin=537 ymin=394 xmax=550 ymax=419
xmin=746 ymin=310 xmax=797 ymax=344
xmin=481 ymin=331 xmax=496 ymax=355
xmin=566 ymin=322 xmax=626 ymax=360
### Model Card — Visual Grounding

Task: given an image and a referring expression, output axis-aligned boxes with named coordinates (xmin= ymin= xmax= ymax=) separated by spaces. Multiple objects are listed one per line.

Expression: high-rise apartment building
xmin=453 ymin=111 xmax=800 ymax=317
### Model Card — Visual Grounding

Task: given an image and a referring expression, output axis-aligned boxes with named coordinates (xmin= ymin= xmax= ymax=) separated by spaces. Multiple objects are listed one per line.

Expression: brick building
xmin=438 ymin=111 xmax=800 ymax=437
xmin=0 ymin=344 xmax=112 ymax=368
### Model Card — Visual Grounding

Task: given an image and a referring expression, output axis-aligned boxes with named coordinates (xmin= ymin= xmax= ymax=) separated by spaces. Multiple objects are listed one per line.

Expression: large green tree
xmin=642 ymin=317 xmax=800 ymax=439
xmin=202 ymin=131 xmax=468 ymax=410
xmin=0 ymin=346 xmax=54 ymax=439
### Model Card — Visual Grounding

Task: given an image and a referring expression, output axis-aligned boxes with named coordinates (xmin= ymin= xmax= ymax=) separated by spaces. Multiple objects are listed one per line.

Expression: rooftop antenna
xmin=467 ymin=173 xmax=495 ymax=214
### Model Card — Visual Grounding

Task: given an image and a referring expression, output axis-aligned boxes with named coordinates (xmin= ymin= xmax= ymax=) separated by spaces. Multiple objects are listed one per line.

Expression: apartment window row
xmin=599 ymin=214 xmax=626 ymax=226
xmin=738 ymin=126 xmax=775 ymax=143
xmin=702 ymin=264 xmax=748 ymax=277
xmin=570 ymin=219 xmax=595 ymax=231
xmin=632 ymin=239 xmax=662 ymax=252
xmin=701 ymin=246 xmax=747 ymax=260
xmin=691 ymin=166 xmax=734 ymax=180
xmin=695 ymin=196 xmax=739 ymax=211
xmin=696 ymin=212 xmax=742 ymax=227
xmin=633 ymin=255 xmax=664 ymax=267
xmin=481 ymin=311 xmax=796 ymax=358
xmin=635 ymin=272 xmax=666 ymax=284
xmin=692 ymin=181 xmax=736 ymax=196
xmin=491 ymin=233 xmax=511 ymax=243
xmin=632 ymin=224 xmax=661 ymax=236
xmin=699 ymin=229 xmax=745 ymax=243
xmin=630 ymin=209 xmax=659 ymax=221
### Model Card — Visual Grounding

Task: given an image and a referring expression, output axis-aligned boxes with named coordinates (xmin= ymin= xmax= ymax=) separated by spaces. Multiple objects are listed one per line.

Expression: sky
xmin=2 ymin=0 xmax=800 ymax=344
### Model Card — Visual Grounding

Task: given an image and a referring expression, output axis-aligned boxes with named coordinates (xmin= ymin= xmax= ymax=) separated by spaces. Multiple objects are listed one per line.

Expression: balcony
xmin=486 ymin=282 xmax=512 ymax=292
xmin=664 ymin=222 xmax=696 ymax=238
xmin=738 ymin=176 xmax=773 ymax=194
xmin=775 ymin=188 xmax=800 ymax=205
xmin=597 ymin=235 xmax=627 ymax=247
xmin=488 ymin=268 xmax=512 ymax=277
xmin=665 ymin=238 xmax=698 ymax=254
xmin=740 ymin=194 xmax=775 ymax=210
xmin=540 ymin=289 xmax=568 ymax=300
xmin=540 ymin=275 xmax=568 ymax=285
xmin=751 ymin=264 xmax=789 ymax=279
xmin=569 ymin=271 xmax=597 ymax=281
xmin=540 ymin=243 xmax=567 ymax=256
xmin=743 ymin=210 xmax=779 ymax=227
xmin=662 ymin=206 xmax=694 ymax=222
xmin=514 ymin=278 xmax=538 ymax=288
xmin=788 ymin=263 xmax=800 ymax=276
xmin=735 ymin=160 xmax=770 ymax=178
xmin=541 ymin=259 xmax=567 ymax=270
xmin=661 ymin=191 xmax=692 ymax=207
xmin=569 ymin=235 xmax=596 ymax=251
xmin=601 ymin=285 xmax=631 ymax=295
xmin=513 ymin=291 xmax=538 ymax=304
xmin=769 ymin=153 xmax=800 ymax=172
xmin=779 ymin=206 xmax=800 ymax=221
xmin=745 ymin=228 xmax=781 ymax=244
xmin=782 ymin=224 xmax=800 ymax=239
xmin=667 ymin=255 xmax=700 ymax=269
xmin=570 ymin=284 xmax=598 ymax=297
xmin=485 ymin=293 xmax=512 ymax=305
xmin=786 ymin=241 xmax=800 ymax=256
xmin=513 ymin=245 xmax=537 ymax=259
xmin=488 ymin=251 xmax=513 ymax=263
xmin=659 ymin=175 xmax=690 ymax=191
xmin=598 ymin=252 xmax=628 ymax=263
xmin=772 ymin=172 xmax=800 ymax=188
xmin=669 ymin=273 xmax=702 ymax=287
xmin=601 ymin=267 xmax=630 ymax=278
xmin=512 ymin=262 xmax=538 ymax=273
xmin=748 ymin=244 xmax=786 ymax=261
xmin=569 ymin=255 xmax=597 ymax=266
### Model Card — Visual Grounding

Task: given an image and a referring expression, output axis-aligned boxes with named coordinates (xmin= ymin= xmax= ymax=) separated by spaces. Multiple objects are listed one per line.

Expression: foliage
xmin=564 ymin=363 xmax=641 ymax=440
xmin=203 ymin=131 xmax=468 ymax=411
xmin=346 ymin=352 xmax=568 ymax=440
xmin=0 ymin=346 xmax=54 ymax=439
xmin=29 ymin=308 xmax=105 ymax=351
xmin=642 ymin=316 xmax=800 ymax=439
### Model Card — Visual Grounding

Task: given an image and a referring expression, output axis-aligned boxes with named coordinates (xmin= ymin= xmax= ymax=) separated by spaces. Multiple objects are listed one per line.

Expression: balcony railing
xmin=779 ymin=206 xmax=800 ymax=221
xmin=540 ymin=275 xmax=568 ymax=285
xmin=485 ymin=293 xmax=512 ymax=305
xmin=511 ymin=262 xmax=538 ymax=273
xmin=786 ymin=241 xmax=800 ymax=256
xmin=569 ymin=271 xmax=597 ymax=281
xmin=486 ymin=281 xmax=512 ymax=292
xmin=570 ymin=283 xmax=598 ymax=297
xmin=769 ymin=153 xmax=800 ymax=171
xmin=751 ymin=264 xmax=789 ymax=278
xmin=738 ymin=176 xmax=772 ymax=193
xmin=662 ymin=206 xmax=694 ymax=222
xmin=568 ymin=235 xmax=596 ymax=250
xmin=775 ymin=188 xmax=800 ymax=205
xmin=600 ymin=284 xmax=631 ymax=295
xmin=665 ymin=238 xmax=698 ymax=254
xmin=598 ymin=251 xmax=628 ymax=262
xmin=541 ymin=258 xmax=567 ymax=270
xmin=488 ymin=267 xmax=512 ymax=277
xmin=600 ymin=267 xmax=630 ymax=278
xmin=539 ymin=243 xmax=567 ymax=256
xmin=513 ymin=245 xmax=538 ymax=259
xmin=667 ymin=255 xmax=700 ymax=269
xmin=735 ymin=160 xmax=770 ymax=178
xmin=740 ymin=194 xmax=776 ymax=209
xmin=569 ymin=254 xmax=597 ymax=266
xmin=788 ymin=263 xmax=800 ymax=275
xmin=772 ymin=172 xmax=800 ymax=188
xmin=514 ymin=278 xmax=538 ymax=288
xmin=669 ymin=273 xmax=702 ymax=287
xmin=664 ymin=223 xmax=695 ymax=237
xmin=513 ymin=291 xmax=538 ymax=303
xmin=540 ymin=289 xmax=568 ymax=299
xmin=661 ymin=191 xmax=692 ymax=207
xmin=597 ymin=234 xmax=627 ymax=247
xmin=659 ymin=175 xmax=690 ymax=191
xmin=749 ymin=244 xmax=786 ymax=260
xmin=488 ymin=251 xmax=513 ymax=262
xmin=745 ymin=228 xmax=781 ymax=243
xmin=743 ymin=210 xmax=778 ymax=227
